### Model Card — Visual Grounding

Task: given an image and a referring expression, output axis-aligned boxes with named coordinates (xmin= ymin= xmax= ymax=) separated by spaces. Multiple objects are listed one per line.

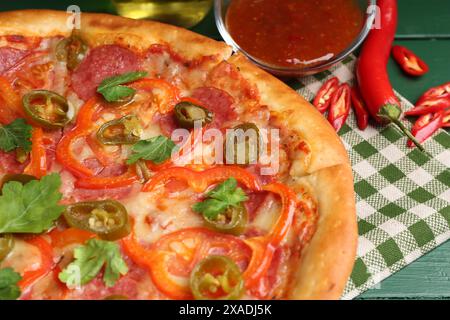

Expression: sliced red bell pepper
xmin=23 ymin=127 xmax=47 ymax=178
xmin=74 ymin=166 xmax=139 ymax=189
xmin=328 ymin=83 xmax=351 ymax=133
xmin=442 ymin=109 xmax=450 ymax=128
xmin=85 ymin=134 xmax=119 ymax=167
xmin=49 ymin=228 xmax=96 ymax=248
xmin=243 ymin=182 xmax=298 ymax=290
xmin=408 ymin=111 xmax=444 ymax=148
xmin=131 ymin=79 xmax=180 ymax=114
xmin=0 ymin=76 xmax=24 ymax=124
xmin=350 ymin=86 xmax=369 ymax=130
xmin=142 ymin=166 xmax=263 ymax=193
xmin=406 ymin=82 xmax=450 ymax=116
xmin=141 ymin=166 xmax=299 ymax=296
xmin=313 ymin=77 xmax=340 ymax=113
xmin=392 ymin=45 xmax=429 ymax=77
xmin=18 ymin=236 xmax=54 ymax=293
xmin=122 ymin=228 xmax=252 ymax=300
xmin=56 ymin=98 xmax=101 ymax=177
xmin=242 ymin=237 xmax=275 ymax=291
xmin=263 ymin=183 xmax=298 ymax=247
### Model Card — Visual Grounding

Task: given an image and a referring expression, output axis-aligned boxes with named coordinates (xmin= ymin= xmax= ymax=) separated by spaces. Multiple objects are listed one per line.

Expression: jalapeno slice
xmin=224 ymin=123 xmax=261 ymax=165
xmin=23 ymin=90 xmax=70 ymax=129
xmin=190 ymin=255 xmax=244 ymax=300
xmin=204 ymin=204 xmax=248 ymax=236
xmin=0 ymin=234 xmax=14 ymax=262
xmin=96 ymin=115 xmax=141 ymax=145
xmin=63 ymin=200 xmax=130 ymax=241
xmin=174 ymin=101 xmax=213 ymax=129
xmin=56 ymin=32 xmax=88 ymax=71
xmin=0 ymin=174 xmax=37 ymax=193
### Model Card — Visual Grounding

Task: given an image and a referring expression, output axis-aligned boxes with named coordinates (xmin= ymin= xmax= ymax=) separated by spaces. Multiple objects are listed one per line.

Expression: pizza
xmin=0 ymin=10 xmax=357 ymax=300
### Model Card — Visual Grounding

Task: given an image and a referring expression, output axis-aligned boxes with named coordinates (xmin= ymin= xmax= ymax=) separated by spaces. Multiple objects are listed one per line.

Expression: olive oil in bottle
xmin=111 ymin=0 xmax=213 ymax=28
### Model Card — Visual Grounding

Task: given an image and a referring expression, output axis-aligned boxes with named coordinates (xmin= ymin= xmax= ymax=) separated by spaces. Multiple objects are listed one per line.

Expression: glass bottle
xmin=111 ymin=0 xmax=213 ymax=28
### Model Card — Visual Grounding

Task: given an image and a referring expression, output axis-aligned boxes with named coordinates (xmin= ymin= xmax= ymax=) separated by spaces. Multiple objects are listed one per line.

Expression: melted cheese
xmin=0 ymin=36 xmax=314 ymax=300
xmin=0 ymin=239 xmax=42 ymax=274
xmin=123 ymin=189 xmax=203 ymax=245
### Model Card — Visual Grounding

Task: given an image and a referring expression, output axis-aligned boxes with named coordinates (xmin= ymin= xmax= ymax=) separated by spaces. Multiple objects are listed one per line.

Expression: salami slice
xmin=191 ymin=86 xmax=237 ymax=128
xmin=155 ymin=112 xmax=178 ymax=137
xmin=0 ymin=47 xmax=28 ymax=74
xmin=71 ymin=45 xmax=141 ymax=101
xmin=0 ymin=150 xmax=26 ymax=175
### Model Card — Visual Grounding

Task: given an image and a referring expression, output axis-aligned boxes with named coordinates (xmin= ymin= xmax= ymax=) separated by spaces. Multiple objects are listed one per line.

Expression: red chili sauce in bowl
xmin=226 ymin=0 xmax=365 ymax=69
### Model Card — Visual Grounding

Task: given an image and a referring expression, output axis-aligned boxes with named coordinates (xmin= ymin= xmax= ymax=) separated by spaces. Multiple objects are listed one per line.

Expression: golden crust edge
xmin=288 ymin=163 xmax=357 ymax=300
xmin=0 ymin=10 xmax=72 ymax=36
xmin=0 ymin=10 xmax=233 ymax=61
xmin=79 ymin=12 xmax=232 ymax=60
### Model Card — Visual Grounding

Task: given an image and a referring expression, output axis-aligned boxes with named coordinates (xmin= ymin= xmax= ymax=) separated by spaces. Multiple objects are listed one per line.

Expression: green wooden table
xmin=1 ymin=0 xmax=449 ymax=299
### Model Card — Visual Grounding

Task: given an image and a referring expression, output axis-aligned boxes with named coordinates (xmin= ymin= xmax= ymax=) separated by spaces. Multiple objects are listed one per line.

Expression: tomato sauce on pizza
xmin=0 ymin=10 xmax=357 ymax=300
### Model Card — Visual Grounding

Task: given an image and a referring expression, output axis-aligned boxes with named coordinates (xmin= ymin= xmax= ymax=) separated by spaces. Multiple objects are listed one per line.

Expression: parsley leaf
xmin=192 ymin=178 xmax=248 ymax=220
xmin=0 ymin=173 xmax=65 ymax=234
xmin=127 ymin=135 xmax=176 ymax=165
xmin=59 ymin=239 xmax=128 ymax=288
xmin=0 ymin=268 xmax=22 ymax=300
xmin=97 ymin=71 xmax=148 ymax=102
xmin=0 ymin=119 xmax=32 ymax=152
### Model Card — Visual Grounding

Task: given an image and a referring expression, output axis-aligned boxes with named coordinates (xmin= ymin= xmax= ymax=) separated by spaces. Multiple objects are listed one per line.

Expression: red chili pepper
xmin=56 ymin=98 xmax=101 ymax=178
xmin=327 ymin=83 xmax=351 ymax=132
xmin=442 ymin=109 xmax=450 ymax=128
xmin=350 ymin=86 xmax=369 ymax=130
xmin=408 ymin=111 xmax=444 ymax=148
xmin=392 ymin=45 xmax=429 ymax=77
xmin=417 ymin=82 xmax=450 ymax=104
xmin=357 ymin=0 xmax=425 ymax=151
xmin=405 ymin=82 xmax=450 ymax=116
xmin=313 ymin=77 xmax=340 ymax=113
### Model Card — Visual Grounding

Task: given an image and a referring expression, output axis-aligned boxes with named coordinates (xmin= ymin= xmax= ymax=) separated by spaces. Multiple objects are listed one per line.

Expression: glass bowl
xmin=215 ymin=0 xmax=377 ymax=77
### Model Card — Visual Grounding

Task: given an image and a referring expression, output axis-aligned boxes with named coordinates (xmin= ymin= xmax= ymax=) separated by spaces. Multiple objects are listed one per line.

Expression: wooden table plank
xmin=397 ymin=0 xmax=450 ymax=38
xmin=359 ymin=241 xmax=450 ymax=299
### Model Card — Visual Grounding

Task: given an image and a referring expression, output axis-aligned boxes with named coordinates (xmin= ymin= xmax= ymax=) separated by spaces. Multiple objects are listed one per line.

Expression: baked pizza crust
xmin=0 ymin=10 xmax=73 ymax=37
xmin=0 ymin=10 xmax=232 ymax=61
xmin=0 ymin=10 xmax=357 ymax=300
xmin=287 ymin=164 xmax=357 ymax=299
xmin=79 ymin=13 xmax=233 ymax=61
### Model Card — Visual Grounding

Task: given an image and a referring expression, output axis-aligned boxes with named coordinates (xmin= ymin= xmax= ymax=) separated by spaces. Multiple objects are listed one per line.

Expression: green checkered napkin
xmin=291 ymin=55 xmax=450 ymax=299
